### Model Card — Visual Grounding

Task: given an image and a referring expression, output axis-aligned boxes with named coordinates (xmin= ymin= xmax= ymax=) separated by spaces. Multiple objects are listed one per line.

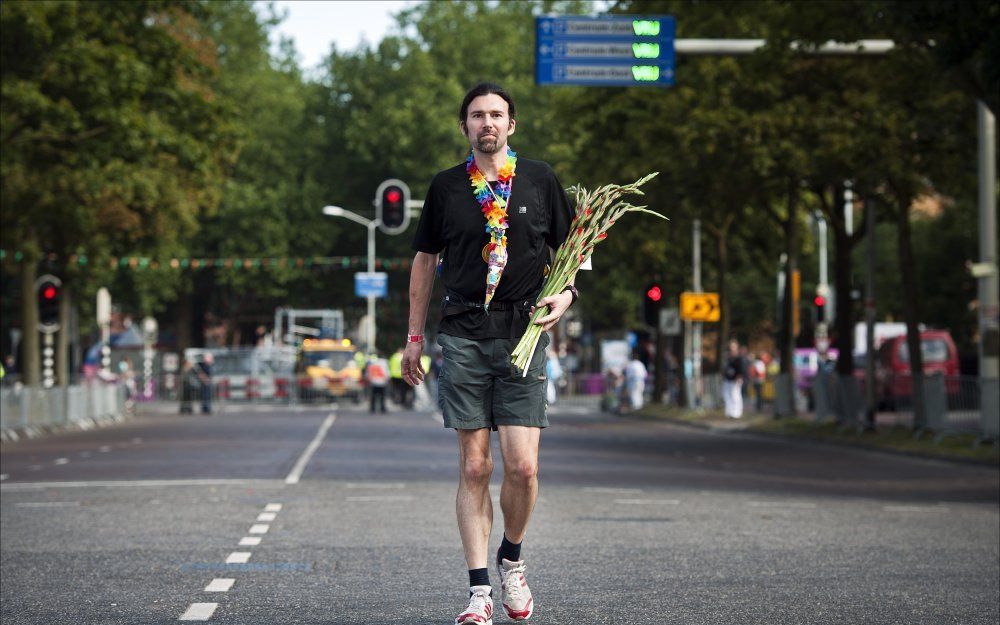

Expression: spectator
xmin=545 ymin=345 xmax=562 ymax=404
xmin=624 ymin=350 xmax=648 ymax=411
xmin=365 ymin=354 xmax=390 ymax=414
xmin=197 ymin=353 xmax=214 ymax=414
xmin=751 ymin=351 xmax=767 ymax=413
xmin=722 ymin=339 xmax=747 ymax=418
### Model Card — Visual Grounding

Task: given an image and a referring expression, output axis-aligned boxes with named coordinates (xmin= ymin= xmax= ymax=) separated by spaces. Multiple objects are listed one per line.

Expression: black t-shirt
xmin=412 ymin=157 xmax=574 ymax=339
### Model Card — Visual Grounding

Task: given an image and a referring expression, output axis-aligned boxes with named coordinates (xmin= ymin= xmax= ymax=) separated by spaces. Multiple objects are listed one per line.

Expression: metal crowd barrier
xmin=0 ymin=380 xmax=127 ymax=431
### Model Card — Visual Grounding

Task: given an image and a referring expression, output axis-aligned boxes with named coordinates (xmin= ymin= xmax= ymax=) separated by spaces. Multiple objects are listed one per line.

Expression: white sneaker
xmin=498 ymin=559 xmax=534 ymax=620
xmin=455 ymin=586 xmax=494 ymax=625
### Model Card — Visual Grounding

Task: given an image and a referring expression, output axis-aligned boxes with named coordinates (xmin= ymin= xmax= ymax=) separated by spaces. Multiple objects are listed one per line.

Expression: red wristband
xmin=406 ymin=334 xmax=424 ymax=343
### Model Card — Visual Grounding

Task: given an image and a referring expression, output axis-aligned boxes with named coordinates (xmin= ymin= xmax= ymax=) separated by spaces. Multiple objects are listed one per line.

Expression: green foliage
xmin=1 ymin=0 xmax=236 ymax=322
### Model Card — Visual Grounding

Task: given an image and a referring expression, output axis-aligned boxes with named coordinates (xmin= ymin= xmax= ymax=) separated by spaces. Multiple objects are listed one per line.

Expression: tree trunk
xmin=777 ymin=181 xmax=799 ymax=416
xmin=707 ymin=215 xmax=734 ymax=369
xmin=176 ymin=282 xmax=193 ymax=351
xmin=896 ymin=200 xmax=926 ymax=429
xmin=832 ymin=219 xmax=855 ymax=375
xmin=19 ymin=254 xmax=40 ymax=386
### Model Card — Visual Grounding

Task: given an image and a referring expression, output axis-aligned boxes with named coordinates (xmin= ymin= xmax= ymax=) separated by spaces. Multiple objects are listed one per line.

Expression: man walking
xmin=402 ymin=82 xmax=575 ymax=624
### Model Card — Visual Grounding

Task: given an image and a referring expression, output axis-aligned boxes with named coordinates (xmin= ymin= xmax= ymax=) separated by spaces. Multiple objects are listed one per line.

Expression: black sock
xmin=497 ymin=534 xmax=521 ymax=565
xmin=469 ymin=568 xmax=490 ymax=590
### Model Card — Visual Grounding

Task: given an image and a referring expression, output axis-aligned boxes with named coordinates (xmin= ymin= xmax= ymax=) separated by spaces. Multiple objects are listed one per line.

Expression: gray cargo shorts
xmin=436 ymin=332 xmax=550 ymax=430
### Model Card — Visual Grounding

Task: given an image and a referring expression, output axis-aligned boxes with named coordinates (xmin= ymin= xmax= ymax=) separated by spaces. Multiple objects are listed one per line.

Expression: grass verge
xmin=634 ymin=404 xmax=1000 ymax=465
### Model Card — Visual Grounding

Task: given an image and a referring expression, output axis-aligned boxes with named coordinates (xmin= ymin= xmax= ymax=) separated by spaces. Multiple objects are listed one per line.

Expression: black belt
xmin=442 ymin=291 xmax=537 ymax=314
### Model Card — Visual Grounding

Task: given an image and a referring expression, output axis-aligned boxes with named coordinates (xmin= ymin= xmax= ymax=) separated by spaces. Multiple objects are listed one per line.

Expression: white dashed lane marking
xmin=204 ymin=578 xmax=235 ymax=592
xmin=239 ymin=536 xmax=261 ymax=546
xmin=54 ymin=458 xmax=69 ymax=465
xmin=179 ymin=602 xmax=218 ymax=621
xmin=256 ymin=512 xmax=277 ymax=522
xmin=98 ymin=446 xmax=112 ymax=453
xmin=226 ymin=552 xmax=251 ymax=564
xmin=248 ymin=524 xmax=269 ymax=534
xmin=0 ymin=474 xmax=8 ymax=481
xmin=264 ymin=503 xmax=283 ymax=512
xmin=584 ymin=487 xmax=643 ymax=494
xmin=346 ymin=495 xmax=414 ymax=502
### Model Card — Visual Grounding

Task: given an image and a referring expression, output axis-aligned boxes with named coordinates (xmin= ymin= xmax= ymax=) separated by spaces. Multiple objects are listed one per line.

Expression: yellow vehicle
xmin=296 ymin=338 xmax=362 ymax=403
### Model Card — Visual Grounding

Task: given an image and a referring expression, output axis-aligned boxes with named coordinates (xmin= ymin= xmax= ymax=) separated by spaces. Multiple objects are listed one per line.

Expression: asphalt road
xmin=1 ymin=398 xmax=997 ymax=625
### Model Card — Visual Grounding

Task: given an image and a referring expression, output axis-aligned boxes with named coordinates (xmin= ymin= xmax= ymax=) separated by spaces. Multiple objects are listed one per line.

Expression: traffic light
xmin=376 ymin=179 xmax=411 ymax=235
xmin=814 ymin=293 xmax=826 ymax=324
xmin=35 ymin=274 xmax=63 ymax=333
xmin=643 ymin=282 xmax=663 ymax=327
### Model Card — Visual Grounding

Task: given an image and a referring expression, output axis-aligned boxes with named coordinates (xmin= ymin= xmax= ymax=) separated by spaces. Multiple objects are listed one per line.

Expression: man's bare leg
xmin=456 ymin=428 xmax=494 ymax=569
xmin=497 ymin=425 xmax=541 ymax=544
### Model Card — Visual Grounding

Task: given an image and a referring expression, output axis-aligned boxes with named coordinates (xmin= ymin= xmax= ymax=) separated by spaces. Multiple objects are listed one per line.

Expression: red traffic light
xmin=42 ymin=285 xmax=58 ymax=300
xmin=646 ymin=285 xmax=662 ymax=302
xmin=814 ymin=295 xmax=826 ymax=307
xmin=385 ymin=189 xmax=402 ymax=204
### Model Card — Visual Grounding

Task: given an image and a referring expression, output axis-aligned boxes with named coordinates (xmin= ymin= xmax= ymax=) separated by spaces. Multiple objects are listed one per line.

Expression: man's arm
xmin=402 ymin=251 xmax=438 ymax=386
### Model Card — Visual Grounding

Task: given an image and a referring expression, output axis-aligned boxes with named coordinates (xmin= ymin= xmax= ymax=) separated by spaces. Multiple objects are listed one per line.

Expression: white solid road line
xmin=747 ymin=501 xmax=818 ymax=509
xmin=249 ymin=524 xmax=269 ymax=534
xmin=584 ymin=487 xmax=644 ymax=494
xmin=264 ymin=503 xmax=283 ymax=512
xmin=226 ymin=552 xmax=251 ymax=564
xmin=346 ymin=495 xmax=415 ymax=502
xmin=345 ymin=482 xmax=406 ymax=489
xmin=204 ymin=578 xmax=235 ymax=592
xmin=285 ymin=412 xmax=337 ymax=485
xmin=179 ymin=602 xmax=218 ymax=621
xmin=15 ymin=501 xmax=81 ymax=508
xmin=613 ymin=498 xmax=681 ymax=505
xmin=257 ymin=512 xmax=277 ymax=522
xmin=1 ymin=479 xmax=282 ymax=491
xmin=884 ymin=504 xmax=951 ymax=512
xmin=239 ymin=536 xmax=262 ymax=546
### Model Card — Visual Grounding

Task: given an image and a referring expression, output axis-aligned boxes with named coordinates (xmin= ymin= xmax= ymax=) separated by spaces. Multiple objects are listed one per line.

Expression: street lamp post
xmin=323 ymin=205 xmax=381 ymax=354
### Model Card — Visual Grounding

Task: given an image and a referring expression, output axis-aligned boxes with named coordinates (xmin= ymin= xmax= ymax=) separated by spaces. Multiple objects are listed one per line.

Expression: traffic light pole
xmin=322 ymin=205 xmax=381 ymax=354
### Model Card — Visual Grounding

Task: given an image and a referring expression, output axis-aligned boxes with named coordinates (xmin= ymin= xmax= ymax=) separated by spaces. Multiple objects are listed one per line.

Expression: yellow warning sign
xmin=680 ymin=292 xmax=720 ymax=322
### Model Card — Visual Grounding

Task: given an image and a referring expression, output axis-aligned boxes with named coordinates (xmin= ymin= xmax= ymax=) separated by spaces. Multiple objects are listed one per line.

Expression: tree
xmin=1 ymin=0 xmax=236 ymax=383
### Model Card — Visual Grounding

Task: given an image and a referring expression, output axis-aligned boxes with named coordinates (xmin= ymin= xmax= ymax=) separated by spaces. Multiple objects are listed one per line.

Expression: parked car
xmin=874 ymin=330 xmax=960 ymax=409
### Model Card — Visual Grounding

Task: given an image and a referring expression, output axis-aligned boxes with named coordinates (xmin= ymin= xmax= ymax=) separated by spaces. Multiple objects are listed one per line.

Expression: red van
xmin=875 ymin=330 xmax=959 ymax=408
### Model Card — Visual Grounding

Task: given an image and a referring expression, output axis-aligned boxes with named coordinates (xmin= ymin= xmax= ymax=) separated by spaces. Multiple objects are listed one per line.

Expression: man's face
xmin=462 ymin=94 xmax=515 ymax=154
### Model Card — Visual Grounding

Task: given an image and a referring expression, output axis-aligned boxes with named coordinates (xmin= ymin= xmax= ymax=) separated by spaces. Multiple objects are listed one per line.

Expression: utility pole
xmin=692 ymin=219 xmax=702 ymax=406
xmin=975 ymin=102 xmax=998 ymax=437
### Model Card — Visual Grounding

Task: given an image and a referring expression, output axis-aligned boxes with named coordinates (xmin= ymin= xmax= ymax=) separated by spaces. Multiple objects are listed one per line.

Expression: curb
xmin=0 ymin=410 xmax=133 ymax=445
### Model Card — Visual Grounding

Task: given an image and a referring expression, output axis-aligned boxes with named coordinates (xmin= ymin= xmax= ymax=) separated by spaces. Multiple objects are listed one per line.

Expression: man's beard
xmin=475 ymin=133 xmax=502 ymax=153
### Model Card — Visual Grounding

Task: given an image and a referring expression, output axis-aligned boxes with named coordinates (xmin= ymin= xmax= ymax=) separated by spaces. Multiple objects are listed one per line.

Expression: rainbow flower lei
xmin=466 ymin=147 xmax=517 ymax=310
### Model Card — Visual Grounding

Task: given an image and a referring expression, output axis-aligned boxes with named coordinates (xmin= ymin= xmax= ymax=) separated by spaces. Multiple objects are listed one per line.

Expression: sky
xmin=259 ymin=1 xmax=415 ymax=71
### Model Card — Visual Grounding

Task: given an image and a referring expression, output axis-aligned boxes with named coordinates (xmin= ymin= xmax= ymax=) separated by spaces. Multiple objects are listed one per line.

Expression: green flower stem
xmin=510 ymin=173 xmax=665 ymax=374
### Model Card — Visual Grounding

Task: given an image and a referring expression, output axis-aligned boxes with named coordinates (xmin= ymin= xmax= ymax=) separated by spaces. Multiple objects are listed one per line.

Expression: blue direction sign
xmin=354 ymin=272 xmax=388 ymax=298
xmin=536 ymin=15 xmax=676 ymax=87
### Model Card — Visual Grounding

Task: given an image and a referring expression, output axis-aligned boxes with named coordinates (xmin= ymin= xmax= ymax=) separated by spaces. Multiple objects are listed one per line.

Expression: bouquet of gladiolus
xmin=510 ymin=172 xmax=665 ymax=377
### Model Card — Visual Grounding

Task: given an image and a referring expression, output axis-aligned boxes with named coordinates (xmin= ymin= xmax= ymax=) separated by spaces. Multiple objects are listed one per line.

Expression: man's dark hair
xmin=459 ymin=82 xmax=516 ymax=124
